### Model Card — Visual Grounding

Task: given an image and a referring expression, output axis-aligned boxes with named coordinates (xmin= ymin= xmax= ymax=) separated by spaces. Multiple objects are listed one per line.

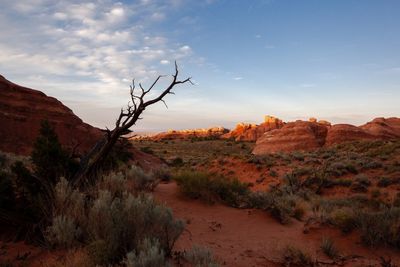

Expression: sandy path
xmin=154 ymin=182 xmax=400 ymax=267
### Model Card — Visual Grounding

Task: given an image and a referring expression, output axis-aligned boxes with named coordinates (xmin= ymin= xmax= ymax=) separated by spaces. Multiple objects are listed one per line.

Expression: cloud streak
xmin=0 ymin=0 xmax=198 ymax=120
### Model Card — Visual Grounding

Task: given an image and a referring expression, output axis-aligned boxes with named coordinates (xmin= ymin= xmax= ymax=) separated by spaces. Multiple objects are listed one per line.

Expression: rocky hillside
xmin=0 ymin=75 xmax=102 ymax=155
xmin=221 ymin=115 xmax=284 ymax=141
xmin=253 ymin=117 xmax=400 ymax=155
xmin=133 ymin=126 xmax=229 ymax=141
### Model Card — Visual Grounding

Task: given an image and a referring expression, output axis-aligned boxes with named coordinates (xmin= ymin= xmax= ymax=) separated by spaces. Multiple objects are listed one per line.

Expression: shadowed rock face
xmin=253 ymin=118 xmax=400 ymax=155
xmin=0 ymin=75 xmax=102 ymax=155
xmin=221 ymin=115 xmax=284 ymax=141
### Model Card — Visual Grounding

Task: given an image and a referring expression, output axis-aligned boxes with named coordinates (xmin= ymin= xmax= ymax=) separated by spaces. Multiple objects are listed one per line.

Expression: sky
xmin=0 ymin=0 xmax=399 ymax=132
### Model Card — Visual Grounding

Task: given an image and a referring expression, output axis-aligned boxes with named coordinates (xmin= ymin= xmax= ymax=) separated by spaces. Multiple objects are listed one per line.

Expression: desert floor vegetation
xmin=133 ymin=137 xmax=400 ymax=264
xmin=0 ymin=121 xmax=219 ymax=267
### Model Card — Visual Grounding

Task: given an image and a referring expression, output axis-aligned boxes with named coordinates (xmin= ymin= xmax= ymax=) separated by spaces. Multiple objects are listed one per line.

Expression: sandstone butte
xmin=253 ymin=117 xmax=400 ymax=155
xmin=221 ymin=115 xmax=285 ymax=141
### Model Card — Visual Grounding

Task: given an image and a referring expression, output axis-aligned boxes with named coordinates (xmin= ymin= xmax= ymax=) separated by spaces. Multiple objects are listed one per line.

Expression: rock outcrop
xmin=253 ymin=121 xmax=328 ymax=154
xmin=253 ymin=117 xmax=400 ymax=155
xmin=137 ymin=126 xmax=229 ymax=141
xmin=0 ymin=75 xmax=102 ymax=155
xmin=360 ymin=117 xmax=400 ymax=139
xmin=325 ymin=124 xmax=375 ymax=146
xmin=221 ymin=115 xmax=284 ymax=141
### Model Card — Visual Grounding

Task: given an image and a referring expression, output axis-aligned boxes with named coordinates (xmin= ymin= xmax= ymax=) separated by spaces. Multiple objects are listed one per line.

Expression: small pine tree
xmin=31 ymin=120 xmax=70 ymax=184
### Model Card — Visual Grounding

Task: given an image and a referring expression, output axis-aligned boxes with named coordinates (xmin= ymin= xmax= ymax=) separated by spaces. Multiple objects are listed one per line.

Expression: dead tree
xmin=74 ymin=62 xmax=192 ymax=185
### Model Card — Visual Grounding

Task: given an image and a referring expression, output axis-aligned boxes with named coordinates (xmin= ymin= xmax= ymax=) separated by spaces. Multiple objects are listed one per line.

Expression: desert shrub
xmin=303 ymin=169 xmax=332 ymax=194
xmin=360 ymin=159 xmax=382 ymax=170
xmin=46 ymin=215 xmax=81 ymax=248
xmin=331 ymin=178 xmax=352 ymax=187
xmin=247 ymin=155 xmax=275 ymax=167
xmin=184 ymin=245 xmax=219 ymax=267
xmin=320 ymin=237 xmax=338 ymax=259
xmin=356 ymin=208 xmax=400 ymax=248
xmin=350 ymin=174 xmax=371 ymax=193
xmin=125 ymin=238 xmax=168 ymax=267
xmin=377 ymin=177 xmax=398 ymax=187
xmin=170 ymin=157 xmax=184 ymax=167
xmin=269 ymin=193 xmax=306 ymax=224
xmin=87 ymin=192 xmax=183 ymax=263
xmin=97 ymin=172 xmax=126 ymax=198
xmin=246 ymin=191 xmax=273 ymax=209
xmin=282 ymin=172 xmax=302 ymax=194
xmin=126 ymin=165 xmax=158 ymax=191
xmin=47 ymin=178 xmax=183 ymax=265
xmin=329 ymin=208 xmax=357 ymax=233
xmin=326 ymin=161 xmax=358 ymax=177
xmin=174 ymin=171 xmax=249 ymax=207
xmin=52 ymin=177 xmax=85 ymax=225
xmin=282 ymin=246 xmax=315 ymax=267
xmin=269 ymin=169 xmax=278 ymax=177
xmin=371 ymin=189 xmax=381 ymax=198
xmin=153 ymin=167 xmax=171 ymax=182
xmin=140 ymin=146 xmax=154 ymax=154
xmin=291 ymin=151 xmax=305 ymax=161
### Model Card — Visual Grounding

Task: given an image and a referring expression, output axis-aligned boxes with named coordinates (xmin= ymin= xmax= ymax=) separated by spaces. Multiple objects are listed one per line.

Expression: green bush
xmin=31 ymin=120 xmax=76 ymax=184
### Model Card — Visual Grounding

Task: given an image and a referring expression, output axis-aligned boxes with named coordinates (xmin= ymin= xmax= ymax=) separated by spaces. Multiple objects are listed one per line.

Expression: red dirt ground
xmin=154 ymin=182 xmax=400 ymax=267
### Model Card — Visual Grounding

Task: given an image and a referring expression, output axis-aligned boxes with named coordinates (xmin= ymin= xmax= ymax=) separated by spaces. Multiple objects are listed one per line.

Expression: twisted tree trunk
xmin=74 ymin=62 xmax=192 ymax=185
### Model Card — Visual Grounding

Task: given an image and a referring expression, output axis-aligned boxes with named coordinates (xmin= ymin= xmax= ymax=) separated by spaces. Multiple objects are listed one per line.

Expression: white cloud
xmin=233 ymin=77 xmax=243 ymax=80
xmin=0 ymin=0 xmax=218 ymax=128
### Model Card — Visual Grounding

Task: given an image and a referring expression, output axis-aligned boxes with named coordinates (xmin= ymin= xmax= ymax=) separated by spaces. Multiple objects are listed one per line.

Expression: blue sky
xmin=0 ymin=0 xmax=399 ymax=131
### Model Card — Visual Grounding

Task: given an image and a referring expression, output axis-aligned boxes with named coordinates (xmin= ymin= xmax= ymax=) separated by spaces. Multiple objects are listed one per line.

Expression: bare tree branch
xmin=74 ymin=62 xmax=192 ymax=185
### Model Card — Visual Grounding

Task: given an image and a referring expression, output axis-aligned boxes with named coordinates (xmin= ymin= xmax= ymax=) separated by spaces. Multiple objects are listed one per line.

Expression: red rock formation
xmin=360 ymin=117 xmax=400 ymax=139
xmin=221 ymin=115 xmax=284 ymax=141
xmin=0 ymin=75 xmax=102 ymax=155
xmin=253 ymin=121 xmax=328 ymax=154
xmin=325 ymin=124 xmax=375 ymax=146
xmin=137 ymin=126 xmax=229 ymax=141
xmin=253 ymin=117 xmax=400 ymax=155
